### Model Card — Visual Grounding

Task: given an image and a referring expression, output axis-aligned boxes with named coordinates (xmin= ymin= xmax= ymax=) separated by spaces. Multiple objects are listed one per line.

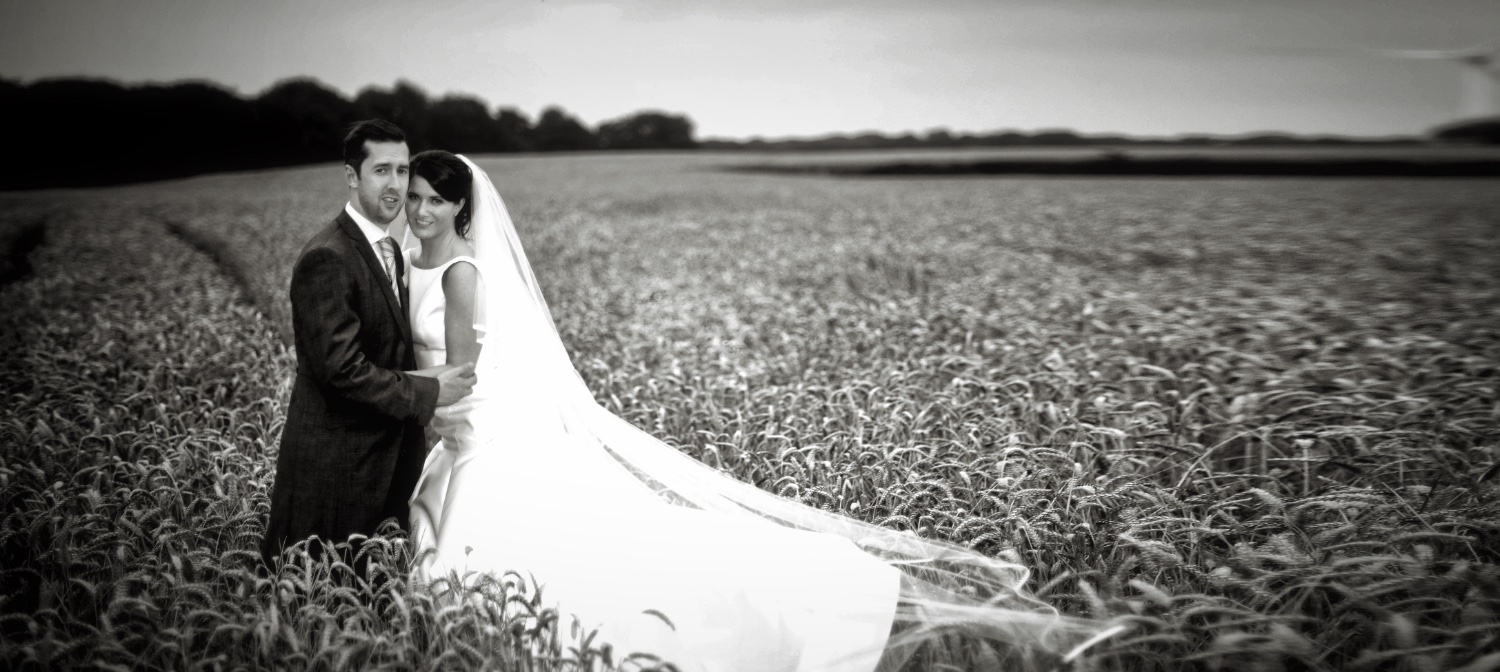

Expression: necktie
xmin=377 ymin=237 xmax=402 ymax=305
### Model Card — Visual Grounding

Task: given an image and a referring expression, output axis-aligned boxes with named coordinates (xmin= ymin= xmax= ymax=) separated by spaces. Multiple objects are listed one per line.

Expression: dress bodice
xmin=406 ymin=251 xmax=479 ymax=370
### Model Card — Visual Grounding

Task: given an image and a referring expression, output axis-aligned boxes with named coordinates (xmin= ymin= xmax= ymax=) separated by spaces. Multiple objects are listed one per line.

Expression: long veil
xmin=455 ymin=155 xmax=1123 ymax=667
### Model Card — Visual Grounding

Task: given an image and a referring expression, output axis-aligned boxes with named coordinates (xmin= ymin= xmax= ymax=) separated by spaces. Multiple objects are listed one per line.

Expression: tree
xmin=427 ymin=95 xmax=503 ymax=153
xmin=11 ymin=79 xmax=135 ymax=186
xmin=596 ymin=111 xmax=696 ymax=150
xmin=354 ymin=80 xmax=431 ymax=149
xmin=923 ymin=128 xmax=955 ymax=147
xmin=531 ymin=107 xmax=596 ymax=151
xmin=1432 ymin=116 xmax=1500 ymax=144
xmin=255 ymin=78 xmax=358 ymax=164
xmin=494 ymin=108 xmax=534 ymax=152
xmin=1030 ymin=129 xmax=1084 ymax=145
xmin=138 ymin=81 xmax=260 ymax=172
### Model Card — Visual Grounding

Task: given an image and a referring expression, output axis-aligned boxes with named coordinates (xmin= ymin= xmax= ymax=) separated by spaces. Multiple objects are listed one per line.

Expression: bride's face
xmin=405 ymin=176 xmax=465 ymax=240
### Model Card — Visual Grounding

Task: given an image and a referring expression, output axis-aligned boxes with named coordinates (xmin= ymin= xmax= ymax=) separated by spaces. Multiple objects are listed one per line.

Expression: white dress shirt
xmin=345 ymin=201 xmax=403 ymax=295
xmin=344 ymin=201 xmax=389 ymax=249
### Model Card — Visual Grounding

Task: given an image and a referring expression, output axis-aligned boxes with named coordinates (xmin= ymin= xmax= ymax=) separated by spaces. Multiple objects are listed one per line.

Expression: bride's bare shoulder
xmin=441 ymin=259 xmax=479 ymax=303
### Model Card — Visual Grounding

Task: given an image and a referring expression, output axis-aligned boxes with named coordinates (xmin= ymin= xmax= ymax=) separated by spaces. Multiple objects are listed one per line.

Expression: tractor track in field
xmin=0 ymin=200 xmax=292 ymax=669
xmin=1 ymin=198 xmax=289 ymax=463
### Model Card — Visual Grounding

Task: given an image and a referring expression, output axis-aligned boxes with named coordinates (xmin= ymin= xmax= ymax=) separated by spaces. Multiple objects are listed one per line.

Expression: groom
xmin=260 ymin=119 xmax=475 ymax=570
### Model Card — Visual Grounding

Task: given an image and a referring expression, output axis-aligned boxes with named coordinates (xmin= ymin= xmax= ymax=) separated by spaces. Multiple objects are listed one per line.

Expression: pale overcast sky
xmin=1 ymin=0 xmax=1495 ymax=139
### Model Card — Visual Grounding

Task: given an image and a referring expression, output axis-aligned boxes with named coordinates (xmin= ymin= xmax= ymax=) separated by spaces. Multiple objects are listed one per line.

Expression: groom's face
xmin=346 ymin=140 xmax=410 ymax=225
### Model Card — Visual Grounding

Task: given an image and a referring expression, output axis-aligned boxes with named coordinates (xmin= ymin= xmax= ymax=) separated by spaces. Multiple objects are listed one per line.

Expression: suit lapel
xmin=336 ymin=211 xmax=412 ymax=344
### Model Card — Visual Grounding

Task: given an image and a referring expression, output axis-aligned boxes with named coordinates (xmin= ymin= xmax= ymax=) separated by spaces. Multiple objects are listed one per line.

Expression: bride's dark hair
xmin=410 ymin=150 xmax=474 ymax=238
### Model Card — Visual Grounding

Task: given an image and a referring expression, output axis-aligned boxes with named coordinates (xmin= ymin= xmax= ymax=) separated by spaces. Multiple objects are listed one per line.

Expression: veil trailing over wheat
xmin=454 ymin=154 xmax=1122 ymax=667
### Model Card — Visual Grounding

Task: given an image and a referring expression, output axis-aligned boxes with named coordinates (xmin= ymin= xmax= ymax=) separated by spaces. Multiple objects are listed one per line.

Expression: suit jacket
xmin=261 ymin=209 xmax=440 ymax=567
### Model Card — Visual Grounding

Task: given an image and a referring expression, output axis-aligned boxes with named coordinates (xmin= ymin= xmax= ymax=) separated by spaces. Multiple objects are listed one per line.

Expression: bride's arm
xmin=442 ymin=261 xmax=482 ymax=366
xmin=405 ymin=262 xmax=480 ymax=379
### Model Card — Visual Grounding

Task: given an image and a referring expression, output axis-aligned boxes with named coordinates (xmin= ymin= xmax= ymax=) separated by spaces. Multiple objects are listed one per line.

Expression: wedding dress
xmin=403 ymin=157 xmax=1118 ymax=672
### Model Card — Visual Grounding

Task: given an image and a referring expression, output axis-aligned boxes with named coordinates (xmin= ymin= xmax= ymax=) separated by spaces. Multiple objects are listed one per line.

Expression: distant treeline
xmin=1 ymin=77 xmax=697 ymax=189
xmin=703 ymin=116 xmax=1500 ymax=151
xmin=701 ymin=130 xmax=1429 ymax=151
xmin=5 ymin=74 xmax=1497 ymax=189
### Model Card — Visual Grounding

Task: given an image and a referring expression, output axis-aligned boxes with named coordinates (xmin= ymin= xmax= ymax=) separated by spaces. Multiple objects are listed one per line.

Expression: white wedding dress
xmin=404 ymin=253 xmax=900 ymax=672
xmin=400 ymin=156 xmax=1117 ymax=672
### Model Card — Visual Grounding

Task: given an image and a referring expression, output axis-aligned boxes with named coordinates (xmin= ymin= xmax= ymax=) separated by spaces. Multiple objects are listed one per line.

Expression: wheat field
xmin=3 ymin=152 xmax=1498 ymax=671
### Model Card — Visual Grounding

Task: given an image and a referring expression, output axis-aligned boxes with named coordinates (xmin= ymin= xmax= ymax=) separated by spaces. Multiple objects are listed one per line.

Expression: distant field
xmin=3 ymin=153 xmax=1499 ymax=670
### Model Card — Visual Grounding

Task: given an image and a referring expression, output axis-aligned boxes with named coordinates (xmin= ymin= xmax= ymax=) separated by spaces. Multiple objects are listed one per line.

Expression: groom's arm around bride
xmin=259 ymin=119 xmax=475 ymax=571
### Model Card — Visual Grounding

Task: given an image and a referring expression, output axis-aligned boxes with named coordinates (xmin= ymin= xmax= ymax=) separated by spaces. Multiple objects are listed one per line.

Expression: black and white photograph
xmin=2 ymin=1 xmax=1498 ymax=670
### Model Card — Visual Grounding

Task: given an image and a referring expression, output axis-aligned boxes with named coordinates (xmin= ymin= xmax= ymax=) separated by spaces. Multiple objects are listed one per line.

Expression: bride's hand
xmin=412 ymin=363 xmax=480 ymax=407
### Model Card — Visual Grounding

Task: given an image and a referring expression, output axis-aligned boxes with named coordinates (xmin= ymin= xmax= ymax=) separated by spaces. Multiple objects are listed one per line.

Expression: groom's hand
xmin=436 ymin=362 xmax=477 ymax=407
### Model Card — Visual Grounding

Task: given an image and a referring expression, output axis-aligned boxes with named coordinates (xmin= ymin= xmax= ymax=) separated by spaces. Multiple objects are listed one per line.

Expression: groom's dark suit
xmin=260 ymin=209 xmax=439 ymax=568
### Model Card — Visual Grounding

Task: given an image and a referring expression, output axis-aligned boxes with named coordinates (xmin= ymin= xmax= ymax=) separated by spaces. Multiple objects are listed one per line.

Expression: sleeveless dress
xmin=405 ymin=252 xmax=901 ymax=672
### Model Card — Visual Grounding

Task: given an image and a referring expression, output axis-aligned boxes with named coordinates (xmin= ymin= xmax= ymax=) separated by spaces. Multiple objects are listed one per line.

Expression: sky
xmin=1 ymin=0 xmax=1496 ymax=139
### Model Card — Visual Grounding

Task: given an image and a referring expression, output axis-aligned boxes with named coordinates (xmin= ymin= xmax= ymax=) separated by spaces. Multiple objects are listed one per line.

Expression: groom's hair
xmin=343 ymin=120 xmax=407 ymax=175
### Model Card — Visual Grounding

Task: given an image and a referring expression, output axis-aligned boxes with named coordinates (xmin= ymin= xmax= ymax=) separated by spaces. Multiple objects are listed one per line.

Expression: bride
xmin=396 ymin=151 xmax=1118 ymax=671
